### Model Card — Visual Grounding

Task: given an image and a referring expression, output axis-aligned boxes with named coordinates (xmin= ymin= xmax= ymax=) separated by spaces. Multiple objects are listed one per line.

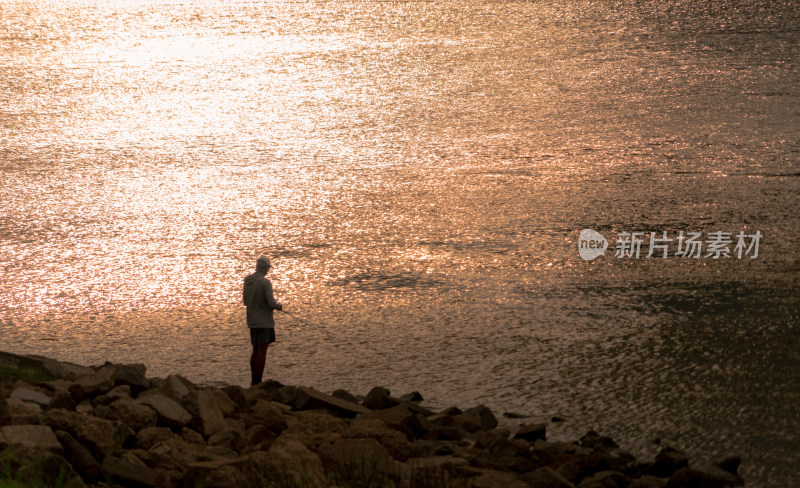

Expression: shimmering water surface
xmin=1 ymin=0 xmax=799 ymax=485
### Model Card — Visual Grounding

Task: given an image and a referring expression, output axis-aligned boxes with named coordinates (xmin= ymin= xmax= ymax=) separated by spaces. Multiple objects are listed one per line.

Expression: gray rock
xmin=331 ymin=388 xmax=359 ymax=404
xmin=99 ymin=398 xmax=158 ymax=431
xmin=92 ymin=384 xmax=132 ymax=407
xmin=186 ymin=389 xmax=226 ymax=437
xmin=210 ymin=388 xmax=237 ymax=417
xmin=245 ymin=424 xmax=275 ymax=447
xmin=370 ymin=403 xmax=433 ymax=440
xmin=0 ymin=425 xmax=63 ymax=454
xmin=135 ymin=426 xmax=175 ymax=450
xmin=208 ymin=427 xmax=249 ymax=453
xmin=199 ymin=444 xmax=239 ymax=460
xmin=10 ymin=388 xmax=53 ymax=408
xmin=474 ymin=428 xmax=512 ymax=450
xmin=43 ymin=408 xmax=132 ymax=458
xmin=181 ymin=426 xmax=205 ymax=444
xmin=248 ymin=400 xmax=289 ymax=434
xmin=55 ymin=430 xmax=101 ymax=482
xmin=399 ymin=391 xmax=424 ymax=402
xmin=285 ymin=386 xmax=371 ymax=417
xmin=714 ymin=455 xmax=741 ymax=476
xmin=221 ymin=385 xmax=250 ymax=413
xmin=161 ymin=374 xmax=193 ymax=402
xmin=101 ymin=455 xmax=161 ymax=488
xmin=48 ymin=391 xmax=77 ymax=411
xmin=113 ymin=363 xmax=150 ymax=393
xmin=319 ymin=437 xmax=396 ymax=476
xmin=69 ymin=366 xmax=115 ymax=401
xmin=41 ymin=357 xmax=93 ymax=380
xmin=464 ymin=405 xmax=498 ymax=431
xmin=362 ymin=386 xmax=400 ymax=410
xmin=514 ymin=422 xmax=547 ymax=443
xmin=5 ymin=397 xmax=42 ymax=424
xmin=557 ymin=453 xmax=611 ymax=485
xmin=136 ymin=394 xmax=192 ymax=427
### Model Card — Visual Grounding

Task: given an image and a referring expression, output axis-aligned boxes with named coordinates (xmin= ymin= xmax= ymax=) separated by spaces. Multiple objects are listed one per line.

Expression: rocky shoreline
xmin=0 ymin=351 xmax=744 ymax=488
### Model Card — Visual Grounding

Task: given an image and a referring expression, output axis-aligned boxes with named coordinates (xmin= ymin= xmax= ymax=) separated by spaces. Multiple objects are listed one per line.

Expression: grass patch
xmin=0 ymin=364 xmax=55 ymax=386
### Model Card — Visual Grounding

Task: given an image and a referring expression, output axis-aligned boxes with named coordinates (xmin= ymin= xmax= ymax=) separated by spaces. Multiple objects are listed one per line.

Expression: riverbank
xmin=0 ymin=351 xmax=744 ymax=488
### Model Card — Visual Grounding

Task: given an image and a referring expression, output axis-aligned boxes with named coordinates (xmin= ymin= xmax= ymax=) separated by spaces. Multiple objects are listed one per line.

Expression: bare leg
xmin=250 ymin=343 xmax=269 ymax=385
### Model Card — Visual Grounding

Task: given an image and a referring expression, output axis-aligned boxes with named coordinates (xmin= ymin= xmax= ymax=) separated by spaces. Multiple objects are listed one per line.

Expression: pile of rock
xmin=0 ymin=355 xmax=745 ymax=488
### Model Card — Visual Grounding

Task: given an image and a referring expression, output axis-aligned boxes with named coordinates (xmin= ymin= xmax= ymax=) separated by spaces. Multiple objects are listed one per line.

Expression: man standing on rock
xmin=243 ymin=255 xmax=282 ymax=386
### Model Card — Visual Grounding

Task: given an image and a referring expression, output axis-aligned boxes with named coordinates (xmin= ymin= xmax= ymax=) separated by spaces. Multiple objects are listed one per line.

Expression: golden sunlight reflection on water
xmin=1 ymin=0 xmax=799 ymax=485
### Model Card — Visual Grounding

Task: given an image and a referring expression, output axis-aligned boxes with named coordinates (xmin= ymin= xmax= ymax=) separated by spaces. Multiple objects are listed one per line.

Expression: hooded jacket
xmin=243 ymin=261 xmax=280 ymax=328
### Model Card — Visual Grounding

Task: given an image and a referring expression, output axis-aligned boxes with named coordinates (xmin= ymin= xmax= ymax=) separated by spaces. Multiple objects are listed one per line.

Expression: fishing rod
xmin=279 ymin=309 xmax=309 ymax=325
xmin=278 ymin=309 xmax=336 ymax=339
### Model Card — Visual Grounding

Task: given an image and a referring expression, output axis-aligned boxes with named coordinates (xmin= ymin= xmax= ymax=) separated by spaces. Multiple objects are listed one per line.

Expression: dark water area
xmin=1 ymin=0 xmax=799 ymax=485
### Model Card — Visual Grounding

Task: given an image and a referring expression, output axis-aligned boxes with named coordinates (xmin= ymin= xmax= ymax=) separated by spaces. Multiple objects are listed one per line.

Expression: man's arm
xmin=263 ymin=279 xmax=282 ymax=310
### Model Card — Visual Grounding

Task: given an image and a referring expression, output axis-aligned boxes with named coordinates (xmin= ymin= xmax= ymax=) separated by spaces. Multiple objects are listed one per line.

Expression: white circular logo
xmin=578 ymin=229 xmax=608 ymax=261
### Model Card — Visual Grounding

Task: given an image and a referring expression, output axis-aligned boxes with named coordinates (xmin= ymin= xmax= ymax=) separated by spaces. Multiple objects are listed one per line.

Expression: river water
xmin=1 ymin=0 xmax=798 ymax=485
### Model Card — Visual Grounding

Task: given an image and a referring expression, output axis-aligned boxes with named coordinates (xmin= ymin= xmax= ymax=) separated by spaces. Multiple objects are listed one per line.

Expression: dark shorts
xmin=250 ymin=327 xmax=276 ymax=346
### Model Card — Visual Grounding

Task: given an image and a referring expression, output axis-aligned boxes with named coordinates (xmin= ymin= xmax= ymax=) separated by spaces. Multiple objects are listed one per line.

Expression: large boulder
xmin=210 ymin=388 xmax=238 ymax=417
xmin=97 ymin=398 xmax=158 ymax=431
xmin=362 ymin=386 xmax=400 ymax=410
xmin=43 ymin=408 xmax=131 ymax=458
xmin=9 ymin=388 xmax=53 ymax=408
xmin=345 ymin=416 xmax=416 ymax=461
xmin=319 ymin=437 xmax=398 ymax=476
xmin=208 ymin=427 xmax=249 ymax=453
xmin=183 ymin=389 xmax=226 ymax=437
xmin=41 ymin=357 xmax=93 ymax=380
xmin=514 ymin=422 xmax=547 ymax=443
xmin=160 ymin=374 xmax=193 ymax=402
xmin=92 ymin=385 xmax=132 ymax=407
xmin=69 ymin=367 xmax=116 ymax=401
xmin=556 ymin=453 xmax=611 ymax=485
xmin=135 ymin=426 xmax=175 ymax=450
xmin=0 ymin=425 xmax=63 ymax=454
xmin=101 ymin=455 xmax=163 ymax=488
xmin=55 ymin=430 xmax=102 ymax=482
xmin=5 ymin=397 xmax=42 ymax=425
xmin=284 ymin=386 xmax=371 ymax=417
xmin=332 ymin=389 xmax=359 ymax=404
xmin=247 ymin=399 xmax=289 ymax=434
xmin=463 ymin=405 xmax=498 ymax=431
xmin=113 ymin=363 xmax=151 ymax=394
xmin=0 ymin=445 xmax=82 ymax=488
xmin=258 ymin=433 xmax=326 ymax=486
xmin=136 ymin=394 xmax=192 ymax=428
xmin=222 ymin=385 xmax=250 ymax=413
xmin=368 ymin=403 xmax=434 ymax=440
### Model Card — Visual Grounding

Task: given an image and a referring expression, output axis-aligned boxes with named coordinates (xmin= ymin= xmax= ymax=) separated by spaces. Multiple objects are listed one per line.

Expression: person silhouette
xmin=242 ymin=255 xmax=282 ymax=385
